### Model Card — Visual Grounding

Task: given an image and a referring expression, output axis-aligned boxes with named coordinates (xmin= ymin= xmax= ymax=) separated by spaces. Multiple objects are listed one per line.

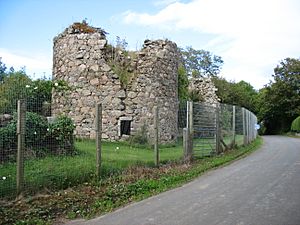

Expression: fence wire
xmin=178 ymin=101 xmax=258 ymax=158
xmin=1 ymin=78 xmax=258 ymax=200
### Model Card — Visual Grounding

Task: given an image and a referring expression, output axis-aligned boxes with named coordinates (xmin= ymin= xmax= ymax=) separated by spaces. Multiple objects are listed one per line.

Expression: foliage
xmin=188 ymin=89 xmax=204 ymax=102
xmin=0 ymin=71 xmax=31 ymax=114
xmin=180 ymin=46 xmax=223 ymax=78
xmin=0 ymin=112 xmax=48 ymax=162
xmin=26 ymin=79 xmax=52 ymax=116
xmin=177 ymin=65 xmax=189 ymax=100
xmin=291 ymin=116 xmax=300 ymax=132
xmin=0 ymin=57 xmax=7 ymax=82
xmin=71 ymin=20 xmax=108 ymax=35
xmin=115 ymin=36 xmax=128 ymax=50
xmin=47 ymin=115 xmax=76 ymax=155
xmin=111 ymin=63 xmax=134 ymax=88
xmin=212 ymin=77 xmax=258 ymax=113
xmin=0 ymin=58 xmax=69 ymax=115
xmin=106 ymin=37 xmax=136 ymax=88
xmin=0 ymin=113 xmax=76 ymax=163
xmin=256 ymin=58 xmax=300 ymax=134
xmin=0 ymin=67 xmax=53 ymax=115
xmin=0 ymin=122 xmax=16 ymax=162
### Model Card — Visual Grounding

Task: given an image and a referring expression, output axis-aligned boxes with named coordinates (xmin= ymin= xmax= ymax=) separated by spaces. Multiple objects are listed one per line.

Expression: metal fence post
xmin=153 ymin=106 xmax=159 ymax=167
xmin=242 ymin=108 xmax=247 ymax=145
xmin=96 ymin=103 xmax=102 ymax=180
xmin=216 ymin=105 xmax=221 ymax=154
xmin=183 ymin=128 xmax=189 ymax=162
xmin=17 ymin=99 xmax=26 ymax=198
xmin=247 ymin=110 xmax=250 ymax=144
xmin=232 ymin=105 xmax=236 ymax=147
xmin=187 ymin=101 xmax=193 ymax=159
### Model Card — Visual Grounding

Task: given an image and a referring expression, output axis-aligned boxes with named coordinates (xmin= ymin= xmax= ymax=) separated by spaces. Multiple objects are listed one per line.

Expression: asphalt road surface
xmin=68 ymin=136 xmax=300 ymax=225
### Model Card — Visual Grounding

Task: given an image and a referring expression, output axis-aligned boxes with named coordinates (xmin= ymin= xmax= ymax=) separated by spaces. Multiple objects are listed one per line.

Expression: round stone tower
xmin=52 ymin=22 xmax=179 ymax=143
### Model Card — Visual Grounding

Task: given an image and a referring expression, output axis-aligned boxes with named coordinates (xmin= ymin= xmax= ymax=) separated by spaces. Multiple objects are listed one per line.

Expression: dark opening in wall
xmin=120 ymin=120 xmax=131 ymax=135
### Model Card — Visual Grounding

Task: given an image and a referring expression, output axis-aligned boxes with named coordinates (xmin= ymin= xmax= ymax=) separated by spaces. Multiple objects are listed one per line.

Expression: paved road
xmin=68 ymin=136 xmax=300 ymax=225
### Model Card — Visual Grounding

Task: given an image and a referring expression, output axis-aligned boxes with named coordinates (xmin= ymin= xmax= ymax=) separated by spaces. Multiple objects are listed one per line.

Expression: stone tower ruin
xmin=52 ymin=22 xmax=179 ymax=143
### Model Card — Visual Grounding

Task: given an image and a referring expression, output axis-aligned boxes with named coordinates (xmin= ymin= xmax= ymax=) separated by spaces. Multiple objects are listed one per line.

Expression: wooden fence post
xmin=96 ymin=103 xmax=102 ymax=180
xmin=153 ymin=106 xmax=159 ymax=167
xmin=17 ymin=99 xmax=26 ymax=198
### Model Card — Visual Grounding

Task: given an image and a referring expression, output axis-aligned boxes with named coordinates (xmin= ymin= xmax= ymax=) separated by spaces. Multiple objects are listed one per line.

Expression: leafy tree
xmin=178 ymin=65 xmax=189 ymax=100
xmin=212 ymin=77 xmax=257 ymax=113
xmin=181 ymin=46 xmax=223 ymax=78
xmin=256 ymin=58 xmax=300 ymax=134
xmin=0 ymin=70 xmax=52 ymax=115
xmin=26 ymin=79 xmax=52 ymax=115
xmin=0 ymin=57 xmax=7 ymax=82
xmin=0 ymin=71 xmax=31 ymax=113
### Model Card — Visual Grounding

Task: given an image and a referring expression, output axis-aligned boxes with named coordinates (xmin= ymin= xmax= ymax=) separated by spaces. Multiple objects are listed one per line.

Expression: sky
xmin=0 ymin=0 xmax=299 ymax=90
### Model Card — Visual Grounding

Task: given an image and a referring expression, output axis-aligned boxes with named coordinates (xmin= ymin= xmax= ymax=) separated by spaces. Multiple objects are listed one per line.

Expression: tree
xmin=256 ymin=58 xmax=300 ymax=134
xmin=178 ymin=65 xmax=189 ymax=100
xmin=212 ymin=77 xmax=257 ymax=113
xmin=0 ymin=70 xmax=52 ymax=115
xmin=0 ymin=57 xmax=7 ymax=82
xmin=0 ymin=71 xmax=31 ymax=113
xmin=181 ymin=46 xmax=223 ymax=78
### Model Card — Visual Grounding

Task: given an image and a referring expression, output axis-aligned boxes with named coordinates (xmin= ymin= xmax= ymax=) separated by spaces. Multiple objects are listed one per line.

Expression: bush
xmin=0 ymin=122 xmax=16 ymax=162
xmin=291 ymin=116 xmax=300 ymax=132
xmin=0 ymin=113 xmax=76 ymax=163
xmin=47 ymin=115 xmax=76 ymax=155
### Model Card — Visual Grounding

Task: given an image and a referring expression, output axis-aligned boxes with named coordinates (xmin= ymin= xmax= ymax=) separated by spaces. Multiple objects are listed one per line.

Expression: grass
xmin=0 ymin=140 xmax=183 ymax=198
xmin=0 ymin=137 xmax=263 ymax=225
xmin=0 ymin=135 xmax=245 ymax=199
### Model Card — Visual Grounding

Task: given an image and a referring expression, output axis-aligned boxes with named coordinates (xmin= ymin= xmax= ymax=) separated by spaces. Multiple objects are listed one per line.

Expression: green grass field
xmin=0 ymin=134 xmax=245 ymax=199
xmin=0 ymin=140 xmax=183 ymax=198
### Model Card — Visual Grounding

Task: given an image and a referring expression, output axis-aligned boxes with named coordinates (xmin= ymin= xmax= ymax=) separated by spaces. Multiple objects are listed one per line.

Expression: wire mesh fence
xmin=0 ymin=79 xmax=258 ymax=200
xmin=178 ymin=101 xmax=258 ymax=159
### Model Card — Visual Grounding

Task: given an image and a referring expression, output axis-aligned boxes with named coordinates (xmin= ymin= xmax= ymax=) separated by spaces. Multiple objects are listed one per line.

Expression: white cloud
xmin=153 ymin=0 xmax=179 ymax=7
xmin=0 ymin=49 xmax=52 ymax=78
xmin=123 ymin=0 xmax=300 ymax=89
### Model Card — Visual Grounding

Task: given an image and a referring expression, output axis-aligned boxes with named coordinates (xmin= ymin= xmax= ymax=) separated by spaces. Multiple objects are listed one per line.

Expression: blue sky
xmin=0 ymin=0 xmax=299 ymax=89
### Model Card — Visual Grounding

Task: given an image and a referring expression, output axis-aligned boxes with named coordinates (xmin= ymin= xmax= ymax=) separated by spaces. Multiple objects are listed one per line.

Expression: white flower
xmin=54 ymin=82 xmax=59 ymax=87
xmin=116 ymin=147 xmax=119 ymax=150
xmin=2 ymin=177 xmax=6 ymax=180
xmin=34 ymin=87 xmax=38 ymax=90
xmin=47 ymin=128 xmax=50 ymax=131
xmin=34 ymin=131 xmax=37 ymax=135
xmin=25 ymin=85 xmax=30 ymax=88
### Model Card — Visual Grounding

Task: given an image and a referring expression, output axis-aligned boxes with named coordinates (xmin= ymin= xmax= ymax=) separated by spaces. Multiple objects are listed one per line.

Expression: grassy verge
xmin=0 ymin=137 xmax=262 ymax=225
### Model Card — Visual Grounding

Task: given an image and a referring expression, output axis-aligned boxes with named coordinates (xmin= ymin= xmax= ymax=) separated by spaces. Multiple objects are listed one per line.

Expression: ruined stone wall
xmin=189 ymin=77 xmax=220 ymax=104
xmin=52 ymin=23 xmax=179 ymax=143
